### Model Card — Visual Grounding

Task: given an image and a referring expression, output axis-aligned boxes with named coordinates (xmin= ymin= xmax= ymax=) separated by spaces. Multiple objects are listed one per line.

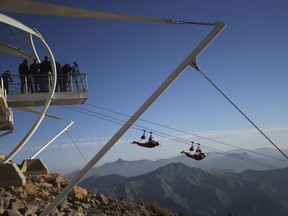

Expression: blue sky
xmin=0 ymin=0 xmax=288 ymax=174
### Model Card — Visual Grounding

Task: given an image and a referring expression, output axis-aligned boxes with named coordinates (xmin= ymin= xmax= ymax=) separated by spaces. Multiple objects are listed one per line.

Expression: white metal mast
xmin=29 ymin=121 xmax=74 ymax=160
xmin=40 ymin=21 xmax=226 ymax=216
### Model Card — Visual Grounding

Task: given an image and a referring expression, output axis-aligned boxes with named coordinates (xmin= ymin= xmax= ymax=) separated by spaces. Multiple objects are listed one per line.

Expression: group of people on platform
xmin=1 ymin=56 xmax=73 ymax=94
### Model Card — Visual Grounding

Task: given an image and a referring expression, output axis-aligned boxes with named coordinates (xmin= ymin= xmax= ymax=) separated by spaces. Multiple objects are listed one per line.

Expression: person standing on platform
xmin=1 ymin=70 xmax=13 ymax=94
xmin=40 ymin=56 xmax=51 ymax=92
xmin=62 ymin=63 xmax=71 ymax=92
xmin=30 ymin=59 xmax=40 ymax=92
xmin=55 ymin=61 xmax=63 ymax=92
xmin=18 ymin=59 xmax=29 ymax=93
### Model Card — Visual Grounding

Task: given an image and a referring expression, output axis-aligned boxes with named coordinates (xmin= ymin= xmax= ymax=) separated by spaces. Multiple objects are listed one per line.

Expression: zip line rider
xmin=132 ymin=130 xmax=160 ymax=148
xmin=181 ymin=143 xmax=206 ymax=160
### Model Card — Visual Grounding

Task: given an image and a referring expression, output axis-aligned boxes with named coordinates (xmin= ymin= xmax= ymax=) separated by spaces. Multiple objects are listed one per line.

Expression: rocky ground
xmin=0 ymin=173 xmax=179 ymax=216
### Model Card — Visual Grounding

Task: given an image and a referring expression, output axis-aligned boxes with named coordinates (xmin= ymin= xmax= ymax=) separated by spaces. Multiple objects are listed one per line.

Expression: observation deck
xmin=0 ymin=74 xmax=88 ymax=132
xmin=0 ymin=12 xmax=89 ymax=133
xmin=4 ymin=74 xmax=88 ymax=107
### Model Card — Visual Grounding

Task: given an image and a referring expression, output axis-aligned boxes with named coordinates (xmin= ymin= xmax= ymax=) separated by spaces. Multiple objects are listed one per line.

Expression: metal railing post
xmin=70 ymin=75 xmax=73 ymax=92
xmin=24 ymin=76 xmax=28 ymax=93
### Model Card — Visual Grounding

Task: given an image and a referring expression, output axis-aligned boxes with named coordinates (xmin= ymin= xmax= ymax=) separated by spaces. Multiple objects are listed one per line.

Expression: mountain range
xmin=65 ymin=147 xmax=288 ymax=179
xmin=79 ymin=162 xmax=288 ymax=216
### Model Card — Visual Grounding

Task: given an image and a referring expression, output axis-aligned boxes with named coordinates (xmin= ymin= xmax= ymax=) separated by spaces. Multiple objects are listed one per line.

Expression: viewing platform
xmin=0 ymin=73 xmax=88 ymax=131
xmin=3 ymin=74 xmax=88 ymax=107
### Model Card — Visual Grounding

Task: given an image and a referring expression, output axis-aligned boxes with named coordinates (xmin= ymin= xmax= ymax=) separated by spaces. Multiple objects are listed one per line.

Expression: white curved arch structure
xmin=0 ymin=13 xmax=57 ymax=163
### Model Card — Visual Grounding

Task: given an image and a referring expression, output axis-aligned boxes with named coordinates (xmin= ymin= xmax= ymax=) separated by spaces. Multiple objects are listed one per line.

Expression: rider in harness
xmin=181 ymin=142 xmax=206 ymax=160
xmin=132 ymin=130 xmax=160 ymax=148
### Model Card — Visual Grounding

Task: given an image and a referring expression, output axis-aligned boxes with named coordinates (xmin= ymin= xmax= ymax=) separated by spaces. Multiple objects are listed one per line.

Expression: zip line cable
xmin=147 ymin=128 xmax=282 ymax=170
xmin=65 ymin=130 xmax=99 ymax=178
xmin=64 ymin=106 xmax=158 ymax=136
xmin=63 ymin=105 xmax=147 ymax=132
xmin=65 ymin=130 xmax=88 ymax=165
xmin=145 ymin=126 xmax=282 ymax=170
xmin=193 ymin=65 xmax=288 ymax=160
xmin=71 ymin=107 xmax=288 ymax=174
xmin=66 ymin=106 xmax=284 ymax=171
xmin=65 ymin=105 xmax=287 ymax=175
xmin=62 ymin=105 xmax=285 ymax=170
xmin=84 ymin=103 xmax=288 ymax=163
xmin=64 ymin=106 xmax=130 ymax=127
xmin=200 ymin=145 xmax=280 ymax=170
xmin=68 ymin=104 xmax=287 ymax=165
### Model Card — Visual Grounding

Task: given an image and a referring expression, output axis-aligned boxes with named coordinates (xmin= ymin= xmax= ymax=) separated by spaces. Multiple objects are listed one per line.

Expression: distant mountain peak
xmin=116 ymin=158 xmax=125 ymax=162
xmin=165 ymin=162 xmax=186 ymax=169
xmin=161 ymin=162 xmax=186 ymax=169
xmin=155 ymin=162 xmax=199 ymax=177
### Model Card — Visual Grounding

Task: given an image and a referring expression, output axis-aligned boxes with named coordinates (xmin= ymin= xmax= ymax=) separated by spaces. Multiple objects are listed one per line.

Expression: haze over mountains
xmin=63 ymin=148 xmax=288 ymax=216
xmin=79 ymin=162 xmax=288 ymax=216
xmin=65 ymin=148 xmax=288 ymax=178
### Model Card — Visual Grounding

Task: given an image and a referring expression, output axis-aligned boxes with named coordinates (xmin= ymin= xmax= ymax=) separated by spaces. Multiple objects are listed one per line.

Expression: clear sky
xmin=0 ymin=0 xmax=287 ymax=174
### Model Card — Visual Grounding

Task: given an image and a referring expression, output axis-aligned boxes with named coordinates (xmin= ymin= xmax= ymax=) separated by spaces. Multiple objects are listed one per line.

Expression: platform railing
xmin=0 ymin=78 xmax=6 ymax=98
xmin=1 ymin=74 xmax=88 ymax=94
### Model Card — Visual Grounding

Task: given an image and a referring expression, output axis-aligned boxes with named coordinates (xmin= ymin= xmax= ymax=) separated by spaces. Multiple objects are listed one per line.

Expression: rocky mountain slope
xmin=80 ymin=162 xmax=288 ymax=216
xmin=0 ymin=173 xmax=178 ymax=216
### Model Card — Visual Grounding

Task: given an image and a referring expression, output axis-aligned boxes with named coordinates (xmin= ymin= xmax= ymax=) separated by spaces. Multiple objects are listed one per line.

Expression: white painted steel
xmin=0 ymin=0 xmax=175 ymax=24
xmin=29 ymin=121 xmax=74 ymax=159
xmin=0 ymin=13 xmax=40 ymax=36
xmin=1 ymin=13 xmax=58 ymax=163
xmin=29 ymin=32 xmax=40 ymax=62
xmin=15 ymin=107 xmax=62 ymax=120
xmin=40 ymin=21 xmax=226 ymax=216
xmin=3 ymin=47 xmax=57 ymax=163
xmin=0 ymin=13 xmax=41 ymax=59
xmin=0 ymin=43 xmax=35 ymax=59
